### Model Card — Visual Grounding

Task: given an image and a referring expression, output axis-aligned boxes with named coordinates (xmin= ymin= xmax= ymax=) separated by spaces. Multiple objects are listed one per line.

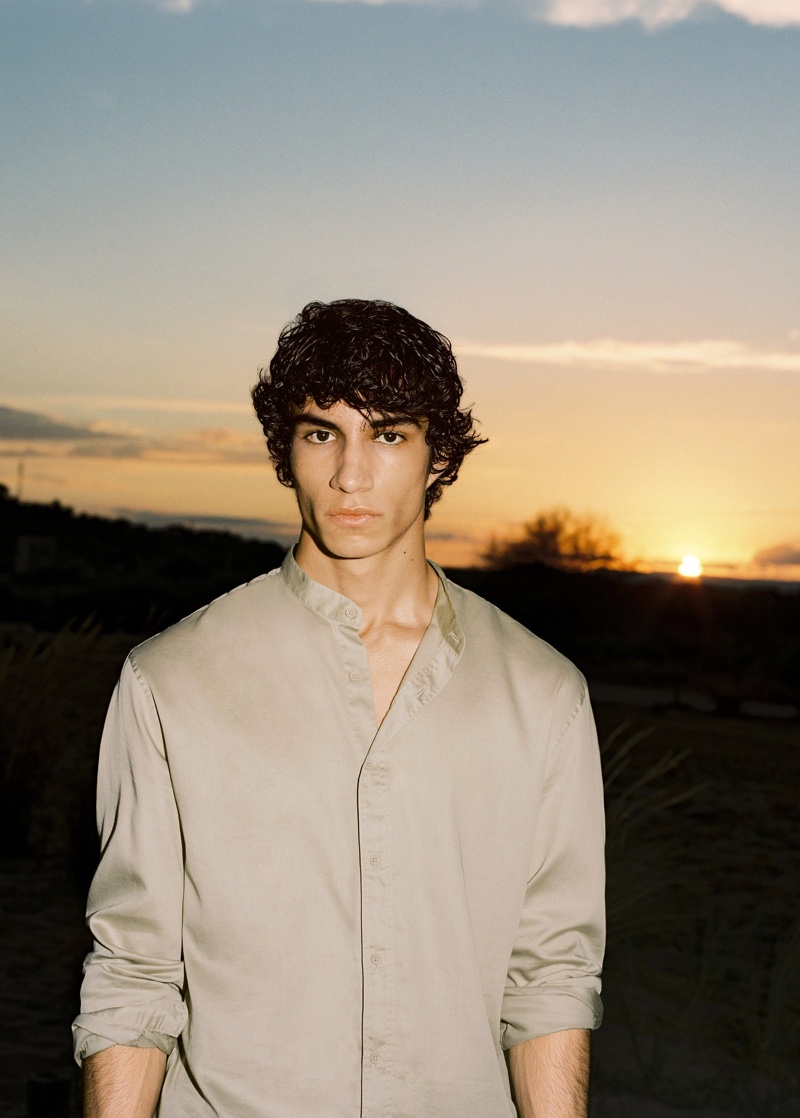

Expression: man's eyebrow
xmin=291 ymin=411 xmax=422 ymax=432
xmin=368 ymin=414 xmax=422 ymax=430
xmin=291 ymin=412 xmax=340 ymax=431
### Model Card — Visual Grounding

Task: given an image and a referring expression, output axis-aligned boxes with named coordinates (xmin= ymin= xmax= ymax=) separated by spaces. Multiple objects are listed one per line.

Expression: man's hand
xmin=83 ymin=1045 xmax=167 ymax=1118
xmin=508 ymin=1028 xmax=590 ymax=1118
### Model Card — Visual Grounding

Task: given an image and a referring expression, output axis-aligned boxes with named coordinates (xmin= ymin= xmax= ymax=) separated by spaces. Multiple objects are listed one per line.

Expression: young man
xmin=74 ymin=299 xmax=605 ymax=1118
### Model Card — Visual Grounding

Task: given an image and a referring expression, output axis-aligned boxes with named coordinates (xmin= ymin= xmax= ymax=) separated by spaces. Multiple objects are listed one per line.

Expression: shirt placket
xmin=358 ymin=741 xmax=394 ymax=1117
xmin=334 ymin=607 xmax=395 ymax=1115
xmin=332 ymin=582 xmax=462 ymax=1118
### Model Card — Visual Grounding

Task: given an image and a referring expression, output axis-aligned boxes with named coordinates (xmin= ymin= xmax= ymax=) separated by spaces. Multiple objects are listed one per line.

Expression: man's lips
xmin=328 ymin=508 xmax=379 ymax=525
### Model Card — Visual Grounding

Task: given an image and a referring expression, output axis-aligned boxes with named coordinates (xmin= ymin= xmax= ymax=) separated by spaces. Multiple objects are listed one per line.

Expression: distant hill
xmin=1 ymin=488 xmax=798 ymax=711
xmin=0 ymin=488 xmax=286 ymax=633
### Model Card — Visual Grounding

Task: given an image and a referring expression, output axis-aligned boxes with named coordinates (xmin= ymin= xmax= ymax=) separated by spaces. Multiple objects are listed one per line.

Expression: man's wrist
xmin=508 ymin=1028 xmax=590 ymax=1118
xmin=83 ymin=1045 xmax=167 ymax=1118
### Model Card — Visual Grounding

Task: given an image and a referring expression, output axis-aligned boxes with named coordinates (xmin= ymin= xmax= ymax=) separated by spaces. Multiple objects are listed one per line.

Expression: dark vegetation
xmin=590 ymin=708 xmax=799 ymax=1115
xmin=0 ymin=487 xmax=285 ymax=633
xmin=454 ymin=563 xmax=800 ymax=712
xmin=1 ymin=490 xmax=798 ymax=1115
xmin=484 ymin=506 xmax=622 ymax=572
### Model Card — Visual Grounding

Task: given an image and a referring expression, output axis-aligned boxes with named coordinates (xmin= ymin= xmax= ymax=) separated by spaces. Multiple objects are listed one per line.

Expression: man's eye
xmin=306 ymin=430 xmax=333 ymax=443
xmin=376 ymin=431 xmax=403 ymax=444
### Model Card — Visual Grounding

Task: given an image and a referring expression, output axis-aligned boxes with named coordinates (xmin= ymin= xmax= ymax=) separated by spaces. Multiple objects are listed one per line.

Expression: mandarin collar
xmin=279 ymin=547 xmax=463 ymax=654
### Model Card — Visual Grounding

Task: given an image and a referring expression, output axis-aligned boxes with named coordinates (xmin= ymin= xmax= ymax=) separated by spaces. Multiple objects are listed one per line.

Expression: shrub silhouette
xmin=485 ymin=507 xmax=623 ymax=572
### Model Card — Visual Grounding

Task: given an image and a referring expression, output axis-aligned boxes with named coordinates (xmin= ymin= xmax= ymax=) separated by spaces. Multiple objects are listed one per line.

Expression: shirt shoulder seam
xmin=126 ymin=648 xmax=160 ymax=715
xmin=553 ymin=671 xmax=588 ymax=747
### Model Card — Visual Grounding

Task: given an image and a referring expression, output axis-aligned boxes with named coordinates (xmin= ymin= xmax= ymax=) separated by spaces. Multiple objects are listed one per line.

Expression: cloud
xmin=143 ymin=0 xmax=205 ymax=11
xmin=128 ymin=0 xmax=800 ymax=27
xmin=455 ymin=338 xmax=800 ymax=373
xmin=0 ymin=405 xmax=104 ymax=441
xmin=116 ymin=508 xmax=298 ymax=546
xmin=540 ymin=1 xmax=800 ymax=29
xmin=753 ymin=542 xmax=800 ymax=567
xmin=425 ymin=528 xmax=483 ymax=542
xmin=69 ymin=426 xmax=267 ymax=465
xmin=0 ymin=404 xmax=266 ymax=466
xmin=47 ymin=396 xmax=252 ymax=416
xmin=542 ymin=0 xmax=695 ymax=28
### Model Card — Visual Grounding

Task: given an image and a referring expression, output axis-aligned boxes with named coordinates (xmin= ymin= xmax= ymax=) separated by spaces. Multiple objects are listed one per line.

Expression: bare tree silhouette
xmin=484 ymin=507 xmax=623 ymax=572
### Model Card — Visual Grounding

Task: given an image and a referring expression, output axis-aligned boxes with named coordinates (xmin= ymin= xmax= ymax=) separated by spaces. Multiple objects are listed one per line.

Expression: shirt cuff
xmin=500 ymin=985 xmax=603 ymax=1050
xmin=72 ymin=1007 xmax=187 ymax=1066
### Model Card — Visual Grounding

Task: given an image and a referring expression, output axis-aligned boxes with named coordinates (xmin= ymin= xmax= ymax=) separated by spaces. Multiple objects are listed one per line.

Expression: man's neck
xmin=293 ymin=530 xmax=438 ymax=631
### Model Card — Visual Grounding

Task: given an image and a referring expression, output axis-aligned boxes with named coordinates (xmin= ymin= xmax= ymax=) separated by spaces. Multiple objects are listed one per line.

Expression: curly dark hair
xmin=252 ymin=299 xmax=486 ymax=518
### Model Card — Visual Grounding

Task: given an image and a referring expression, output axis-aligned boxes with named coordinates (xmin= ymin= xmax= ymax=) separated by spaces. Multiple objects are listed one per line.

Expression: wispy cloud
xmin=131 ymin=0 xmax=800 ymax=28
xmin=456 ymin=338 xmax=800 ymax=373
xmin=145 ymin=0 xmax=206 ymax=12
xmin=542 ymin=0 xmax=694 ymax=28
xmin=0 ymin=405 xmax=266 ymax=466
xmin=2 ymin=396 xmax=253 ymax=417
xmin=70 ymin=427 xmax=266 ymax=465
xmin=753 ymin=542 xmax=800 ymax=567
xmin=540 ymin=1 xmax=800 ymax=29
xmin=116 ymin=508 xmax=298 ymax=546
xmin=426 ymin=528 xmax=482 ymax=542
xmin=0 ymin=406 xmax=104 ymax=442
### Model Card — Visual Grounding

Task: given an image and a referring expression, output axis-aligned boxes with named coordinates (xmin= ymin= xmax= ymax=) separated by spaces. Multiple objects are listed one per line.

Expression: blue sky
xmin=2 ymin=0 xmax=800 ymax=571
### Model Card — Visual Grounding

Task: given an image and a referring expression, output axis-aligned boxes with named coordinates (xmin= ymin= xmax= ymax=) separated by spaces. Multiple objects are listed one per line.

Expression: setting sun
xmin=678 ymin=555 xmax=703 ymax=579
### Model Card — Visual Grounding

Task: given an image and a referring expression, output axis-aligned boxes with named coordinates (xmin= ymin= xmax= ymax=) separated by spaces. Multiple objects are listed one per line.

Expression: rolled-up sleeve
xmin=500 ymin=674 xmax=605 ymax=1048
xmin=72 ymin=654 xmax=187 ymax=1064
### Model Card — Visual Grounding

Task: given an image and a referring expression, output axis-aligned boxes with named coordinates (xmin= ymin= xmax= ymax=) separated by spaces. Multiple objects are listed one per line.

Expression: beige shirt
xmin=73 ymin=550 xmax=605 ymax=1117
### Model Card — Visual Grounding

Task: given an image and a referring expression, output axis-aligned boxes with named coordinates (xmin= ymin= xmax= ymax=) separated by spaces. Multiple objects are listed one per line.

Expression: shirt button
xmin=369 ymin=855 xmax=379 ymax=865
xmin=364 ymin=761 xmax=373 ymax=770
xmin=370 ymin=1052 xmax=380 ymax=1064
xmin=349 ymin=671 xmax=360 ymax=682
xmin=371 ymin=953 xmax=381 ymax=965
xmin=345 ymin=607 xmax=357 ymax=619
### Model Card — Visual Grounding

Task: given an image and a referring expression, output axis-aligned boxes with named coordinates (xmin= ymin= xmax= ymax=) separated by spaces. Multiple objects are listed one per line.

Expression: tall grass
xmin=602 ymin=719 xmax=705 ymax=939
xmin=599 ymin=717 xmax=799 ymax=1106
xmin=0 ymin=622 xmax=128 ymax=876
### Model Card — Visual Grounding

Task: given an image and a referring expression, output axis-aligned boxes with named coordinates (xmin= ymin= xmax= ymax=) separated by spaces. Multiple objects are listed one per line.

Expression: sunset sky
xmin=2 ymin=0 xmax=800 ymax=575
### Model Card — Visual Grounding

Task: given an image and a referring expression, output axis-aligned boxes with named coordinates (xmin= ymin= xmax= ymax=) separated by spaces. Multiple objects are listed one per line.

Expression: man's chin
xmin=302 ymin=525 xmax=385 ymax=562
xmin=324 ymin=540 xmax=386 ymax=562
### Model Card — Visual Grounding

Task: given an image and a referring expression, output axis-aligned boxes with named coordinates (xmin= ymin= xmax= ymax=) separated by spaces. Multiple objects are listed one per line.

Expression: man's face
xmin=289 ymin=400 xmax=434 ymax=561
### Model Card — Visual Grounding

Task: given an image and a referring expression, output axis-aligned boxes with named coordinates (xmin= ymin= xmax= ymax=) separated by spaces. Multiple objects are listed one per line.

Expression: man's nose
xmin=330 ymin=439 xmax=373 ymax=492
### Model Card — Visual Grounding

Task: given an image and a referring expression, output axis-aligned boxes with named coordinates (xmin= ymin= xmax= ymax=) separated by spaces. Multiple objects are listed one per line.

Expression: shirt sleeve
xmin=72 ymin=654 xmax=188 ymax=1065
xmin=500 ymin=672 xmax=605 ymax=1048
